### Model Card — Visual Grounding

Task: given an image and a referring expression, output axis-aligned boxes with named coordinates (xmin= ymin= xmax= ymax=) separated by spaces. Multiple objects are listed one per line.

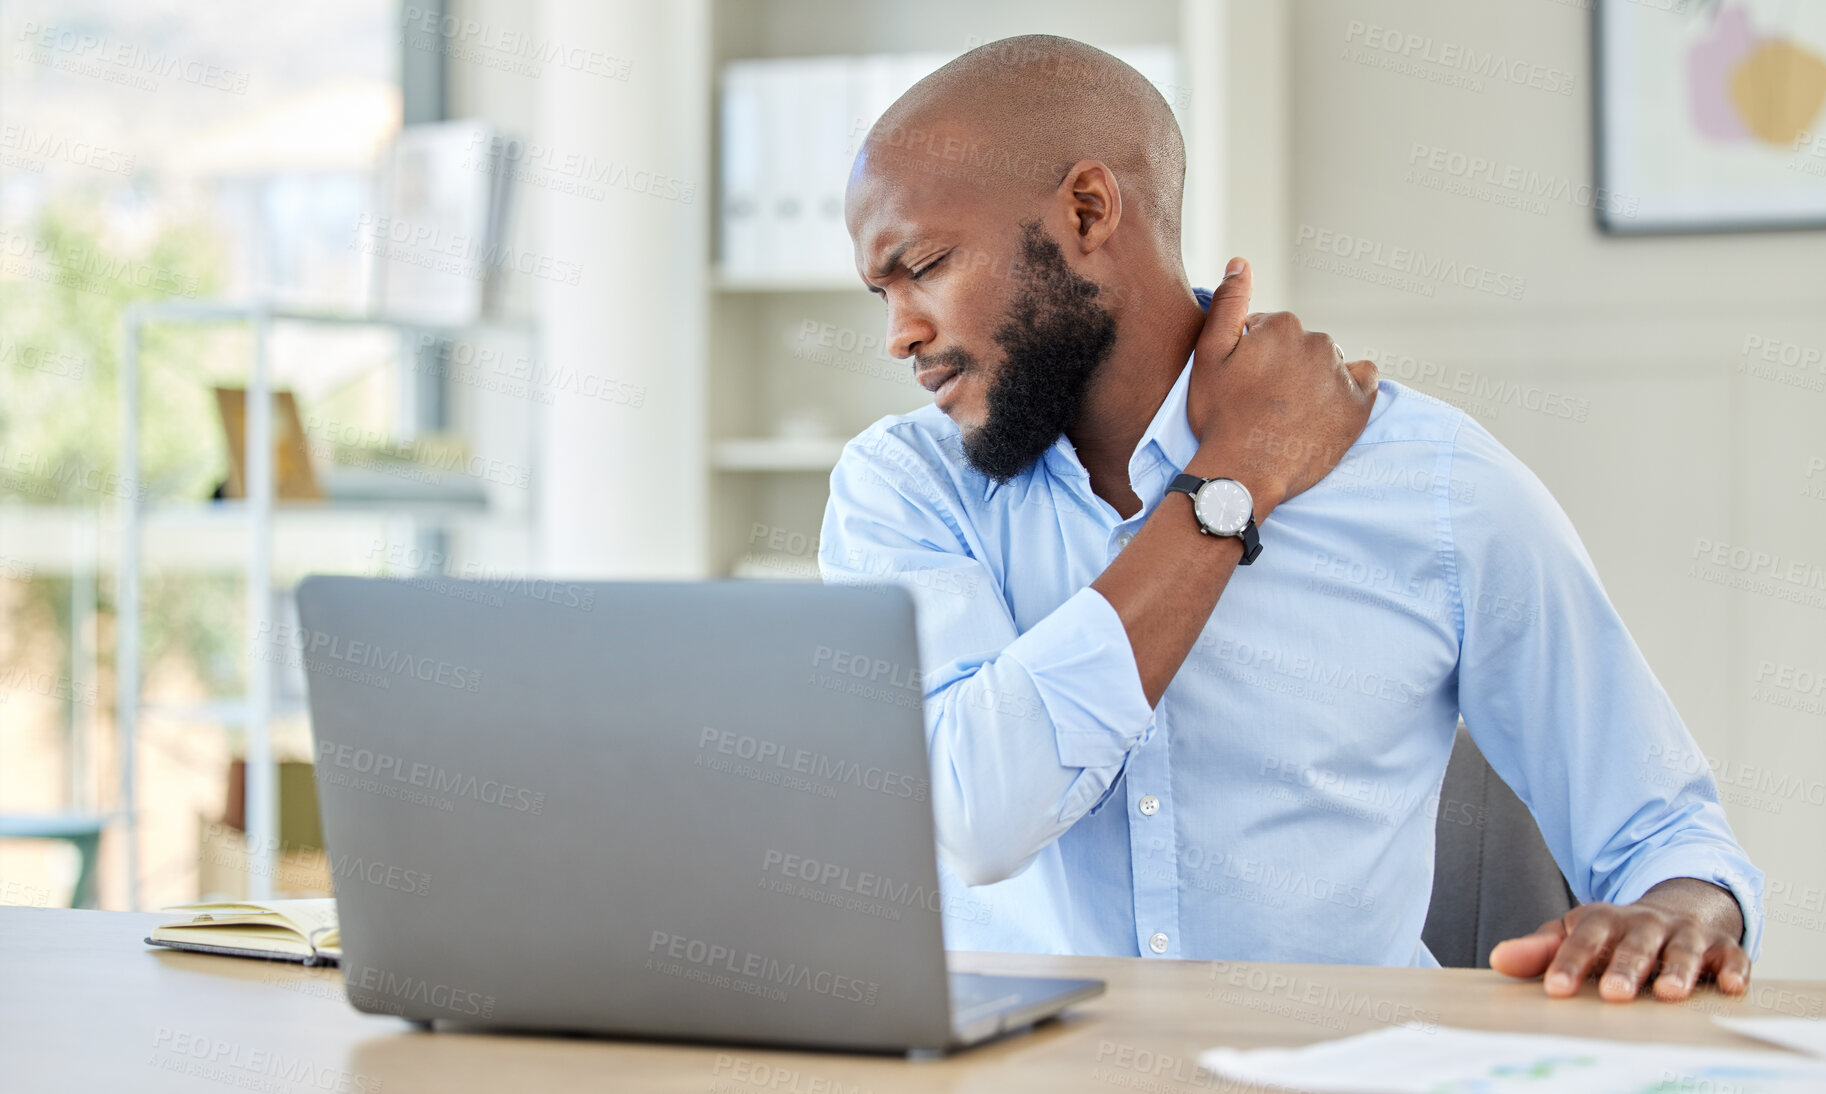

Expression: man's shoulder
xmin=847 ymin=398 xmax=971 ymax=452
xmin=1358 ymin=381 xmax=1577 ymax=557
xmin=1337 ymin=380 xmax=1554 ymax=515
xmin=836 ymin=404 xmax=985 ymax=503
xmin=1359 ymin=379 xmax=1540 ymax=466
xmin=1356 ymin=378 xmax=1471 ymax=449
xmin=1371 ymin=381 xmax=1535 ymax=477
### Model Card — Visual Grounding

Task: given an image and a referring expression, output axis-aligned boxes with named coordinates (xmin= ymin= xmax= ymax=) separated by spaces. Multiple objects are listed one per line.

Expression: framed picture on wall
xmin=1594 ymin=0 xmax=1826 ymax=233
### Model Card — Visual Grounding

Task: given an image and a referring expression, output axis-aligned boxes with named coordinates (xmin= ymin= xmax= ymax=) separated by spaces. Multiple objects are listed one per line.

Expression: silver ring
xmin=1334 ymin=343 xmax=1345 ymax=362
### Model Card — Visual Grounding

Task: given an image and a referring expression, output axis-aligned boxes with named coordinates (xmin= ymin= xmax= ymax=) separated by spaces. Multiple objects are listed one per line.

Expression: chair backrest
xmin=1422 ymin=725 xmax=1576 ymax=968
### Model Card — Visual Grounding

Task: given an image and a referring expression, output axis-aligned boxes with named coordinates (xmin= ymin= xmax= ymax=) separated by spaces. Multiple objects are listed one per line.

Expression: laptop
xmin=294 ymin=575 xmax=1102 ymax=1054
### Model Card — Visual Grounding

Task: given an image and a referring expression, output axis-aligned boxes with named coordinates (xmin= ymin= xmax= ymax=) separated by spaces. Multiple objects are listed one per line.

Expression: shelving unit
xmin=700 ymin=0 xmax=1217 ymax=577
xmin=114 ymin=302 xmax=539 ymax=907
xmin=711 ymin=437 xmax=849 ymax=473
xmin=710 ymin=271 xmax=861 ymax=295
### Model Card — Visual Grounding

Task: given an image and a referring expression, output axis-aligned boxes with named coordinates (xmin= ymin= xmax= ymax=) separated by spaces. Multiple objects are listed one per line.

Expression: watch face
xmin=1194 ymin=479 xmax=1253 ymax=536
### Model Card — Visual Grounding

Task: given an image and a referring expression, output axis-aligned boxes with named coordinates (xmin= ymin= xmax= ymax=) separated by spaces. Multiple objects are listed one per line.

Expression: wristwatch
xmin=1166 ymin=473 xmax=1262 ymax=564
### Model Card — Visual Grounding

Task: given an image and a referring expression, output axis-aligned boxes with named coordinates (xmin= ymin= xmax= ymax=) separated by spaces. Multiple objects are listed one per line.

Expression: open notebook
xmin=146 ymin=899 xmax=341 ymax=966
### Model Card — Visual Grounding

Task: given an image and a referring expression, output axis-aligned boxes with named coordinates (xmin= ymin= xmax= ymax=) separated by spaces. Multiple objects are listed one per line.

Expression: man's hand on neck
xmin=1088 ymin=258 xmax=1379 ymax=705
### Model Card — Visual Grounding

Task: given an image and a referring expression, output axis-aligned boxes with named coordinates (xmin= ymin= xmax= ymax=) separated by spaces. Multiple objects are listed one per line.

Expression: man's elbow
xmin=939 ymin=841 xmax=1036 ymax=888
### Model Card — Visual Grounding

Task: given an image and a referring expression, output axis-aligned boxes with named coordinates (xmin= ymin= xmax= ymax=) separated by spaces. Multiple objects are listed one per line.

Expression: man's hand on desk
xmin=1489 ymin=877 xmax=1750 ymax=1002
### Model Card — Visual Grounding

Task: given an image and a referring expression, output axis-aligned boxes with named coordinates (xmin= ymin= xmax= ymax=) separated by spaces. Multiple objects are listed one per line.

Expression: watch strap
xmin=1167 ymin=473 xmax=1263 ymax=565
xmin=1237 ymin=519 xmax=1262 ymax=565
xmin=1166 ymin=472 xmax=1205 ymax=498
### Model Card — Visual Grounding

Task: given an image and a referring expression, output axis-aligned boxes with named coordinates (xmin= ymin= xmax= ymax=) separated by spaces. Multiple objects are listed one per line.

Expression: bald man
xmin=819 ymin=35 xmax=1760 ymax=1002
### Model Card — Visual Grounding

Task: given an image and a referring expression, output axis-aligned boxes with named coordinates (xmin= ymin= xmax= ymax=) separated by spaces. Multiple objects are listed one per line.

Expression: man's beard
xmin=926 ymin=220 xmax=1118 ymax=483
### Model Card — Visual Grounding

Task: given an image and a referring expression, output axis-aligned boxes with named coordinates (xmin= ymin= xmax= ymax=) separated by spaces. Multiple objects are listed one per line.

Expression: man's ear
xmin=1056 ymin=159 xmax=1121 ymax=254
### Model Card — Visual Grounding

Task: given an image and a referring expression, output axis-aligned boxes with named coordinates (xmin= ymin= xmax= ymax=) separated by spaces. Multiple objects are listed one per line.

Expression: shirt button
xmin=1114 ymin=531 xmax=1134 ymax=550
xmin=1138 ymin=795 xmax=1160 ymax=816
xmin=1148 ymin=932 xmax=1170 ymax=954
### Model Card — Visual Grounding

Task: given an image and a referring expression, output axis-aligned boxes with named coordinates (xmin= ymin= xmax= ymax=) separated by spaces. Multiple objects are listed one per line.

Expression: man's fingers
xmin=1489 ymin=917 xmax=1570 ymax=980
xmin=1717 ymin=943 xmax=1752 ymax=994
xmin=1488 ymin=933 xmax=1561 ymax=980
xmin=1345 ymin=359 xmax=1379 ymax=399
xmin=1598 ymin=921 xmax=1668 ymax=1002
xmin=1302 ymin=330 xmax=1338 ymax=366
xmin=1651 ymin=924 xmax=1713 ymax=1001
xmin=1490 ymin=902 xmax=1752 ymax=1005
xmin=1545 ymin=914 xmax=1621 ymax=996
xmin=1202 ymin=257 xmax=1253 ymax=355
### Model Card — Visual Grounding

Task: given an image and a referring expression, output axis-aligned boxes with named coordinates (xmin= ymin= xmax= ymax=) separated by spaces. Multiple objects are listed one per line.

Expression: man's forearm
xmin=1091 ymin=444 xmax=1277 ymax=707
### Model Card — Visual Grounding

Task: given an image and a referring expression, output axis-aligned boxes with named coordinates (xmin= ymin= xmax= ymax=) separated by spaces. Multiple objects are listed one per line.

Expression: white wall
xmin=1263 ymin=0 xmax=1826 ymax=976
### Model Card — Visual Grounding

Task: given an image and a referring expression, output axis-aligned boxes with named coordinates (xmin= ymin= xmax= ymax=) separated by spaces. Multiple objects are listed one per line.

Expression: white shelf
xmin=143 ymin=697 xmax=308 ymax=725
xmin=0 ymin=503 xmax=515 ymax=573
xmin=710 ymin=269 xmax=863 ymax=294
xmin=129 ymin=301 xmax=538 ymax=334
xmin=711 ymin=437 xmax=847 ymax=472
xmin=141 ymin=499 xmax=493 ymax=526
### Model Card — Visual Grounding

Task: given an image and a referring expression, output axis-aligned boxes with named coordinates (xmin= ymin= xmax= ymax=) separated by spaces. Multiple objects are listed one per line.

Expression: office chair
xmin=1422 ymin=724 xmax=1577 ymax=968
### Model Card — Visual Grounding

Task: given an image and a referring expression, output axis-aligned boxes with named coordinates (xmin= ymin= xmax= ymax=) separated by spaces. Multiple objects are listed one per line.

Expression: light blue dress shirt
xmin=818 ymin=290 xmax=1763 ymax=966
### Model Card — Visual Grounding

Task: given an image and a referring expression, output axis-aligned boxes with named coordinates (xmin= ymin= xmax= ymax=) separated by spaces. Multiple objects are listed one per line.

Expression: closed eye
xmin=909 ymin=253 xmax=947 ymax=280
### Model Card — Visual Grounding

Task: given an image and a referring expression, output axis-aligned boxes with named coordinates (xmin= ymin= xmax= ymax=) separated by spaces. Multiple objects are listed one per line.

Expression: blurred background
xmin=2 ymin=0 xmax=1823 ymax=975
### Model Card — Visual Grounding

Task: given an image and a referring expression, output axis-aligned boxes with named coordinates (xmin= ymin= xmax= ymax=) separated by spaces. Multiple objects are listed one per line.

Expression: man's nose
xmin=886 ymin=302 xmax=935 ymax=360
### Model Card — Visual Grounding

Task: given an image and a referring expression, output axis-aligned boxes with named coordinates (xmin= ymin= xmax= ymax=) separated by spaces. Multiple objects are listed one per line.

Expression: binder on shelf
xmin=760 ymin=61 xmax=807 ymax=275
xmin=722 ymin=53 xmax=952 ymax=282
xmin=719 ymin=60 xmax=766 ymax=277
xmin=804 ymin=55 xmax=856 ymax=276
xmin=367 ymin=120 xmax=510 ymax=326
xmin=479 ymin=126 xmax=517 ymax=318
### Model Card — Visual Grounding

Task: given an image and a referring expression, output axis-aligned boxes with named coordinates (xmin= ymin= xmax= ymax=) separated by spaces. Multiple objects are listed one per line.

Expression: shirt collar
xmin=1133 ymin=351 xmax=1200 ymax=479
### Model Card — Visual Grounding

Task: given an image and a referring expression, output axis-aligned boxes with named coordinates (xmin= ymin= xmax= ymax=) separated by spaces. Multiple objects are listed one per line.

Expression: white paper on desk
xmin=1198 ymin=1023 xmax=1826 ymax=1094
xmin=1715 ymin=1016 xmax=1826 ymax=1060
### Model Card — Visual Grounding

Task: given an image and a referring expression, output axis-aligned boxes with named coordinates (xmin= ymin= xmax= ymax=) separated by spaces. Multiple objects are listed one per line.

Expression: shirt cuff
xmin=1605 ymin=848 xmax=1765 ymax=961
xmin=1000 ymin=585 xmax=1155 ymax=771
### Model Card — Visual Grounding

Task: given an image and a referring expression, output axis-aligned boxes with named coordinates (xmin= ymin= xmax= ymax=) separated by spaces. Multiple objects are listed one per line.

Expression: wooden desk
xmin=5 ymin=907 xmax=1822 ymax=1092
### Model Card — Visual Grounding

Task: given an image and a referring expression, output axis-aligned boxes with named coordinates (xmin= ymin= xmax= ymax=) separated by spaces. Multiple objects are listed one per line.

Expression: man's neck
xmin=1066 ymin=277 xmax=1206 ymax=519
